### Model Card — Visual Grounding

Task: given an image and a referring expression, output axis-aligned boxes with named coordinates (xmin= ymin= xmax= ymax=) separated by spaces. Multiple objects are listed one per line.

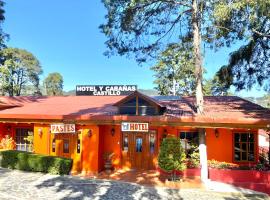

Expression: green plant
xmin=24 ymin=131 xmax=34 ymax=152
xmin=103 ymin=152 xmax=115 ymax=162
xmin=186 ymin=143 xmax=200 ymax=168
xmin=187 ymin=152 xmax=200 ymax=169
xmin=158 ymin=137 xmax=186 ymax=181
xmin=0 ymin=150 xmax=72 ymax=175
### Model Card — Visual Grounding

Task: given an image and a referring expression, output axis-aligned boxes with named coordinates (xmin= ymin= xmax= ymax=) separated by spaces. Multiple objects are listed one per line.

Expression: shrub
xmin=187 ymin=151 xmax=200 ymax=168
xmin=186 ymin=144 xmax=200 ymax=168
xmin=0 ymin=150 xmax=72 ymax=175
xmin=158 ymin=137 xmax=186 ymax=174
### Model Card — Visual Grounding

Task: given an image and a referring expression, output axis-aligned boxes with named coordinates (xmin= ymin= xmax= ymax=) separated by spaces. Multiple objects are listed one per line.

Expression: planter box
xmin=157 ymin=167 xmax=201 ymax=177
xmin=209 ymin=168 xmax=270 ymax=195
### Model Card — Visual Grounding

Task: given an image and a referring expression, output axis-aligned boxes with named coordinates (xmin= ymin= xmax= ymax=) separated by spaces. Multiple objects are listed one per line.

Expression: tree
xmin=0 ymin=48 xmax=42 ymax=96
xmin=44 ymin=73 xmax=63 ymax=96
xmin=203 ymin=75 xmax=232 ymax=96
xmin=151 ymin=43 xmax=196 ymax=96
xmin=158 ymin=137 xmax=186 ymax=181
xmin=100 ymin=0 xmax=259 ymax=181
xmin=100 ymin=0 xmax=247 ymax=113
xmin=152 ymin=44 xmax=231 ymax=96
xmin=0 ymin=0 xmax=7 ymax=52
xmin=100 ymin=0 xmax=207 ymax=113
xmin=214 ymin=0 xmax=270 ymax=92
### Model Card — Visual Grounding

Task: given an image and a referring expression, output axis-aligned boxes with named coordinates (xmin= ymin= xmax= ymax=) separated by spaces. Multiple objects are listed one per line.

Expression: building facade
xmin=0 ymin=91 xmax=269 ymax=175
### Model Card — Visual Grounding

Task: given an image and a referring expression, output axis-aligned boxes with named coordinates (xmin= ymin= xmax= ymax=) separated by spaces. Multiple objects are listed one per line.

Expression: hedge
xmin=0 ymin=150 xmax=72 ymax=175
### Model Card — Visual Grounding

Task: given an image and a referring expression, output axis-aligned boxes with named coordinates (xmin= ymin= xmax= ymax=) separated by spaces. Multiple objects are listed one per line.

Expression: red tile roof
xmin=0 ymin=95 xmax=269 ymax=127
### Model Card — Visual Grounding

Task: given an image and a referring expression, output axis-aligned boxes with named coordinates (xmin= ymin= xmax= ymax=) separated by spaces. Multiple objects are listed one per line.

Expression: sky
xmin=2 ymin=0 xmax=266 ymax=97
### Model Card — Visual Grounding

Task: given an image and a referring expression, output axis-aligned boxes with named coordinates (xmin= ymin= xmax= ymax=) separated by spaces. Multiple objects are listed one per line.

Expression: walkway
xmin=0 ymin=168 xmax=268 ymax=200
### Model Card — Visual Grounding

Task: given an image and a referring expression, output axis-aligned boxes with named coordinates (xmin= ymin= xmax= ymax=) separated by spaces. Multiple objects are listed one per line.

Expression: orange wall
xmin=81 ymin=125 xmax=100 ymax=174
xmin=99 ymin=125 xmax=121 ymax=170
xmin=206 ymin=128 xmax=259 ymax=164
xmin=206 ymin=128 xmax=233 ymax=163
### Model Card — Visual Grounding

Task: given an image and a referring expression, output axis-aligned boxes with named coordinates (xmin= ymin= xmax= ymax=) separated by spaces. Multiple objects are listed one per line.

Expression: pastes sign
xmin=51 ymin=124 xmax=76 ymax=134
xmin=76 ymin=85 xmax=137 ymax=96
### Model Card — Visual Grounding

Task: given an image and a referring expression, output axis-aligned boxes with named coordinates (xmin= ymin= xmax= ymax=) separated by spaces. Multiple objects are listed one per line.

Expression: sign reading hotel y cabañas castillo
xmin=76 ymin=85 xmax=137 ymax=96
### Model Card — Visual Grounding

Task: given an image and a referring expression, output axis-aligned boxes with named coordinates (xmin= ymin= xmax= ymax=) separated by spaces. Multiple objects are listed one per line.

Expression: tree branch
xmin=155 ymin=9 xmax=192 ymax=44
xmin=163 ymin=0 xmax=192 ymax=8
xmin=252 ymin=29 xmax=270 ymax=38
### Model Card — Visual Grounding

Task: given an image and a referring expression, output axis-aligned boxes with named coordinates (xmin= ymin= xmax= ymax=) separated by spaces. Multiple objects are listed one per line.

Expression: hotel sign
xmin=121 ymin=122 xmax=149 ymax=132
xmin=51 ymin=124 xmax=76 ymax=134
xmin=76 ymin=85 xmax=137 ymax=96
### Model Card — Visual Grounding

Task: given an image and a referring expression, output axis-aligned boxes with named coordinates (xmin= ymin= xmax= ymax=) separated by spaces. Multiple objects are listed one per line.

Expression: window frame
xmin=117 ymin=95 xmax=160 ymax=116
xmin=178 ymin=130 xmax=199 ymax=156
xmin=233 ymin=131 xmax=257 ymax=163
xmin=15 ymin=127 xmax=34 ymax=152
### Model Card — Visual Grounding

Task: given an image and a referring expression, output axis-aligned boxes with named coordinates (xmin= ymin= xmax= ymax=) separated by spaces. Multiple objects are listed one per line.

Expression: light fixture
xmin=162 ymin=129 xmax=167 ymax=138
xmin=111 ymin=128 xmax=115 ymax=136
xmin=87 ymin=129 xmax=92 ymax=137
xmin=38 ymin=128 xmax=43 ymax=137
xmin=215 ymin=129 xmax=219 ymax=138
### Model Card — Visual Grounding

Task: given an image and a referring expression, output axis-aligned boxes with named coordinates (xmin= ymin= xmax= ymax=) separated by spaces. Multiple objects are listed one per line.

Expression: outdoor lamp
xmin=215 ymin=129 xmax=219 ymax=138
xmin=38 ymin=128 xmax=43 ymax=137
xmin=111 ymin=128 xmax=115 ymax=136
xmin=87 ymin=129 xmax=92 ymax=137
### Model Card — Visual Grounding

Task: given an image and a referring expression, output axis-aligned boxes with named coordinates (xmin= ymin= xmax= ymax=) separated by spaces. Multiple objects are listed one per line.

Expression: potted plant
xmin=158 ymin=137 xmax=186 ymax=181
xmin=103 ymin=152 xmax=115 ymax=173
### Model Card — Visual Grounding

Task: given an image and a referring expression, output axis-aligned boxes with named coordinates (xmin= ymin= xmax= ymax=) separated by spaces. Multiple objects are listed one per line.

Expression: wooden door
xmin=50 ymin=133 xmax=77 ymax=158
xmin=121 ymin=131 xmax=157 ymax=170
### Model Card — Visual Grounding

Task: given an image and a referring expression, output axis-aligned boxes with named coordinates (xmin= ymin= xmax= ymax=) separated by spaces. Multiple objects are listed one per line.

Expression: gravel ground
xmin=0 ymin=168 xmax=268 ymax=200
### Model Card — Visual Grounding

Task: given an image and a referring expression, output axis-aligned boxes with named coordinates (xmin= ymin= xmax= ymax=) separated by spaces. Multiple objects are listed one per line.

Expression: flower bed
xmin=208 ymin=160 xmax=270 ymax=195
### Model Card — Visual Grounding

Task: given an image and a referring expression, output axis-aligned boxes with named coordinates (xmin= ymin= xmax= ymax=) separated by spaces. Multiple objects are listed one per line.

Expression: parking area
xmin=0 ymin=168 xmax=268 ymax=200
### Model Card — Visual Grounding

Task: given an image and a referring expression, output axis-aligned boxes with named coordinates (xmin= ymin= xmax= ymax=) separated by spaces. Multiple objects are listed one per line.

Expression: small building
xmin=0 ymin=91 xmax=269 ymax=175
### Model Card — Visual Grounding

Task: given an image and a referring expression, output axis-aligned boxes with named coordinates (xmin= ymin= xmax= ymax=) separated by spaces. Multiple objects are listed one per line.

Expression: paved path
xmin=0 ymin=168 xmax=268 ymax=200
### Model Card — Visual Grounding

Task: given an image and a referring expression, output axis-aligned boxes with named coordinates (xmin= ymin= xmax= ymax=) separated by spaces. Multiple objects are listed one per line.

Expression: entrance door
xmin=121 ymin=131 xmax=157 ymax=170
xmin=50 ymin=133 xmax=77 ymax=158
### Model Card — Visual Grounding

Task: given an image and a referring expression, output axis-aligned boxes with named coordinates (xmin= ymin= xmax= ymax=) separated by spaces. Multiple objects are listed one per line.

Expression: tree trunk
xmin=192 ymin=0 xmax=207 ymax=182
xmin=192 ymin=0 xmax=204 ymax=114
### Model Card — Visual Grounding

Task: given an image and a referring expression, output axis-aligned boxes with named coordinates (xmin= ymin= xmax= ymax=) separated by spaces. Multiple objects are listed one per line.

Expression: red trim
xmin=209 ymin=168 xmax=270 ymax=195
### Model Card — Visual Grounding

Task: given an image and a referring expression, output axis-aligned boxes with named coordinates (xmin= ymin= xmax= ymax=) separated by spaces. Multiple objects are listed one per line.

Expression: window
xmin=179 ymin=131 xmax=199 ymax=156
xmin=15 ymin=128 xmax=33 ymax=152
xmin=136 ymin=137 xmax=143 ymax=152
xmin=118 ymin=96 xmax=160 ymax=116
xmin=149 ymin=130 xmax=156 ymax=154
xmin=63 ymin=139 xmax=69 ymax=154
xmin=122 ymin=134 xmax=129 ymax=151
xmin=52 ymin=138 xmax=56 ymax=153
xmin=234 ymin=132 xmax=255 ymax=162
xmin=77 ymin=139 xmax=81 ymax=154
